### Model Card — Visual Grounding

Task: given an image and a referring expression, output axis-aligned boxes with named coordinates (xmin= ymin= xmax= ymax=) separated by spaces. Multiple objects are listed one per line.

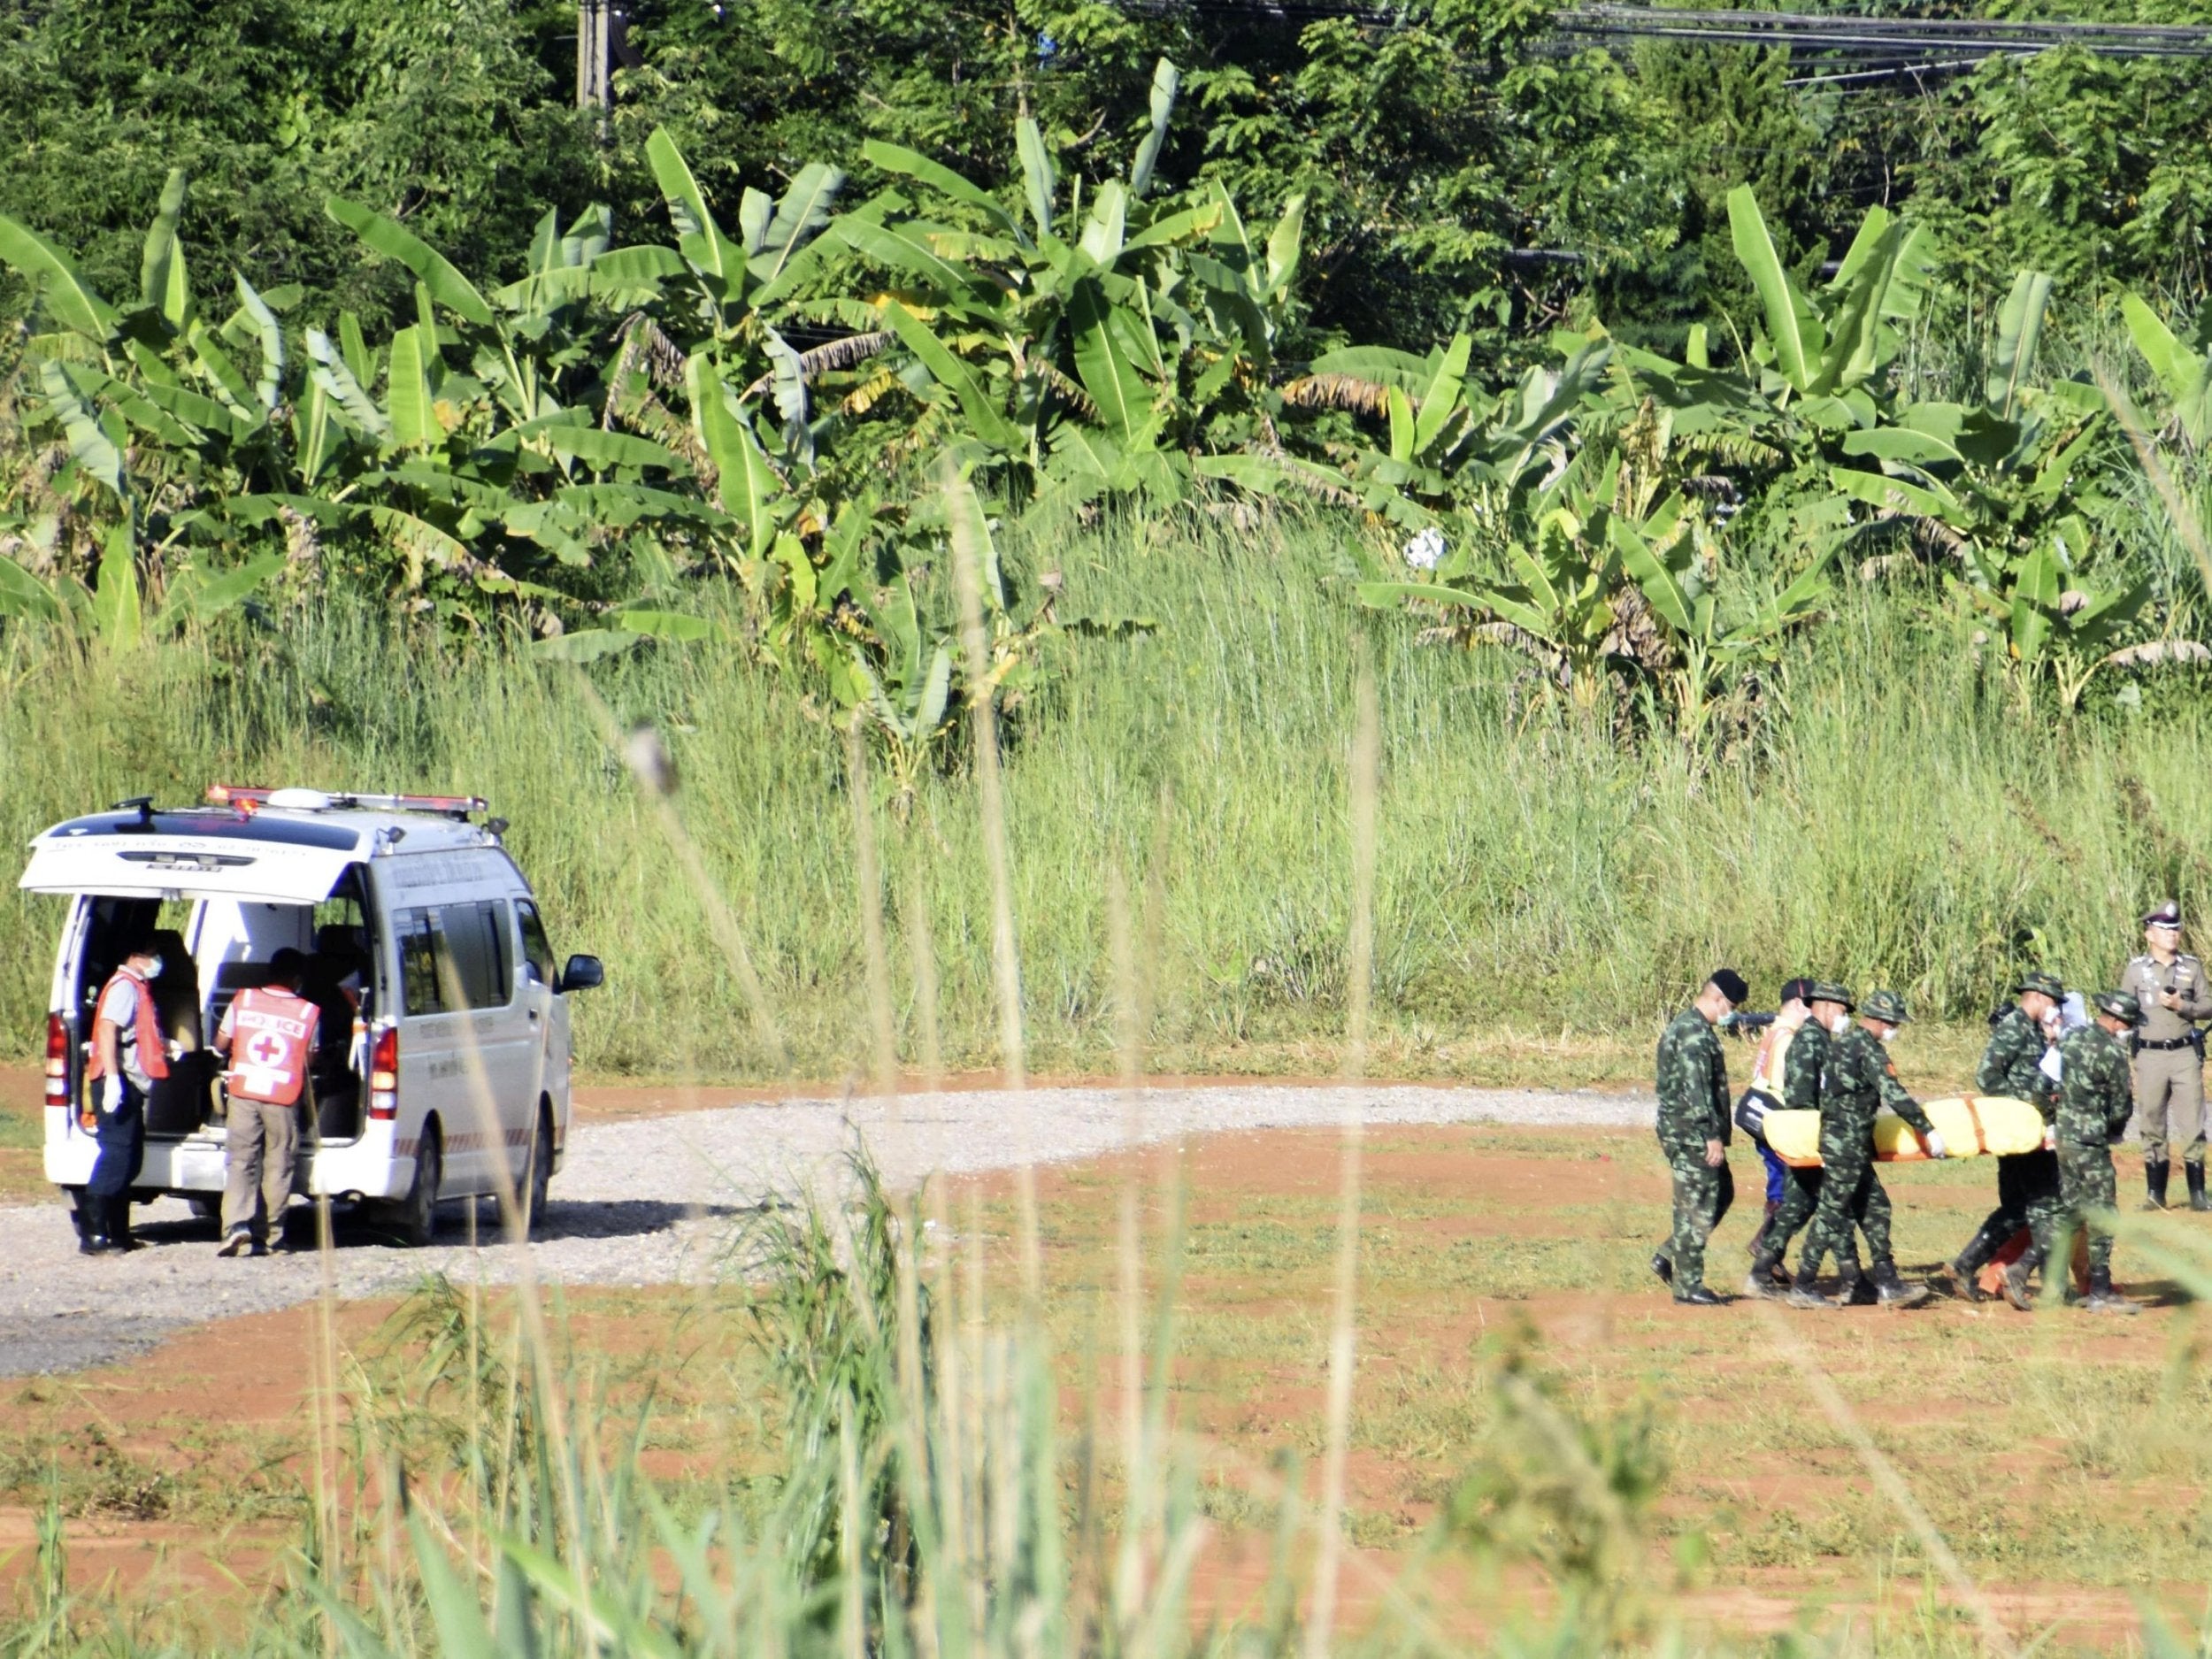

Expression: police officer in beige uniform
xmin=2122 ymin=901 xmax=2212 ymax=1210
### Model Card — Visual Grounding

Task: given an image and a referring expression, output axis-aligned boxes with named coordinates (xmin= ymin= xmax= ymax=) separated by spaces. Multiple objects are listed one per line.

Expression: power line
xmin=1555 ymin=6 xmax=2212 ymax=60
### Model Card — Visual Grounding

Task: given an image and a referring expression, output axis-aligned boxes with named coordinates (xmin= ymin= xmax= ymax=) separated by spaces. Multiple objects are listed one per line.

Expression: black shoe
xmin=2002 ymin=1252 xmax=2039 ymax=1311
xmin=1651 ymin=1252 xmax=1673 ymax=1287
xmin=1838 ymin=1263 xmax=1879 ymax=1306
xmin=2189 ymin=1164 xmax=2210 ymax=1212
xmin=1674 ymin=1286 xmax=1724 ymax=1306
xmin=78 ymin=1233 xmax=113 ymax=1256
xmin=217 ymin=1231 xmax=254 ymax=1258
xmin=2146 ymin=1161 xmax=2171 ymax=1211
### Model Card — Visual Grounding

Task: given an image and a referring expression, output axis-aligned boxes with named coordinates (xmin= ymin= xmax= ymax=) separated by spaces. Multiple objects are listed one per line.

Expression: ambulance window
xmin=441 ymin=902 xmax=510 ymax=1009
xmin=396 ymin=909 xmax=449 ymax=1016
xmin=516 ymin=902 xmax=556 ymax=987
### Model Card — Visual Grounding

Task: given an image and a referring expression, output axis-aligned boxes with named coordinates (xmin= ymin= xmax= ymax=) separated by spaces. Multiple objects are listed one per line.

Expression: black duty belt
xmin=2139 ymin=1035 xmax=2200 ymax=1051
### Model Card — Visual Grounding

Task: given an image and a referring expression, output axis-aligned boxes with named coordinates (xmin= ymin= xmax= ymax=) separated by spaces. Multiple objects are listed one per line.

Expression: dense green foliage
xmin=6 ymin=0 xmax=2212 ymax=358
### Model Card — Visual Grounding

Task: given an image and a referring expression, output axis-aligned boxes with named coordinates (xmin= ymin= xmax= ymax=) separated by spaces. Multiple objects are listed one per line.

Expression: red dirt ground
xmin=1 ymin=1106 xmax=2198 ymax=1648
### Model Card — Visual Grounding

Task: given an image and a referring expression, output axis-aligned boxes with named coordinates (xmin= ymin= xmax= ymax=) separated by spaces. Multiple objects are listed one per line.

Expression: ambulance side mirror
xmin=557 ymin=954 xmax=603 ymax=995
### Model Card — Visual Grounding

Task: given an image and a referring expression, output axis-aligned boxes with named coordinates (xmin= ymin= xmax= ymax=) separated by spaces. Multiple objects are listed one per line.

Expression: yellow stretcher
xmin=1762 ymin=1095 xmax=2047 ymax=1169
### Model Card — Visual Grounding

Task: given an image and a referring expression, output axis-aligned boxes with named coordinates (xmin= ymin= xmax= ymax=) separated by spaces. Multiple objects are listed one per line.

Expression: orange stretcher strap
xmin=1962 ymin=1094 xmax=1988 ymax=1156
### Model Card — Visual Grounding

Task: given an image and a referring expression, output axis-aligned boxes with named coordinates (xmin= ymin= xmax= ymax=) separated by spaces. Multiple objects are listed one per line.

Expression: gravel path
xmin=0 ymin=1082 xmax=1649 ymax=1376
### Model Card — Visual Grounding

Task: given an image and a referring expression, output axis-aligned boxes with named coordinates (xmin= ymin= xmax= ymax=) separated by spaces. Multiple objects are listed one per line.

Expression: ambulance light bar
xmin=207 ymin=785 xmax=488 ymax=820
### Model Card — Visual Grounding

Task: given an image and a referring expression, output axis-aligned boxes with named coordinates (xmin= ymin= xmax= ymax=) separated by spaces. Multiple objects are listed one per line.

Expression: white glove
xmin=1924 ymin=1131 xmax=1948 ymax=1160
xmin=2039 ymin=1048 xmax=2063 ymax=1083
xmin=101 ymin=1075 xmax=124 ymax=1114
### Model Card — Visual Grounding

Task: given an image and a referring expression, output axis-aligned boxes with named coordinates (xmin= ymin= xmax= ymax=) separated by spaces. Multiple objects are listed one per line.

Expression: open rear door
xmin=20 ymin=810 xmax=366 ymax=905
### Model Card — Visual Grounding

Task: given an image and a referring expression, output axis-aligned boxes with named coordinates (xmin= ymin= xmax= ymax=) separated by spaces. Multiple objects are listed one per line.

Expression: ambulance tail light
xmin=43 ymin=1014 xmax=70 ymax=1108
xmin=369 ymin=1024 xmax=399 ymax=1120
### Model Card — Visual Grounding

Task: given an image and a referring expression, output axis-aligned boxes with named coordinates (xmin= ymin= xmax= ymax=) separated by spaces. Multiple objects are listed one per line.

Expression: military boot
xmin=2081 ymin=1265 xmax=2139 ymax=1316
xmin=1870 ymin=1256 xmax=1932 ymax=1309
xmin=1785 ymin=1265 xmax=1832 ymax=1310
xmin=1947 ymin=1217 xmax=2008 ymax=1299
xmin=1741 ymin=1248 xmax=1785 ymax=1299
xmin=2145 ymin=1159 xmax=2171 ymax=1211
xmin=2190 ymin=1164 xmax=2211 ymax=1212
xmin=1837 ymin=1253 xmax=1878 ymax=1306
xmin=2001 ymin=1247 xmax=2043 ymax=1312
xmin=1650 ymin=1251 xmax=1673 ymax=1288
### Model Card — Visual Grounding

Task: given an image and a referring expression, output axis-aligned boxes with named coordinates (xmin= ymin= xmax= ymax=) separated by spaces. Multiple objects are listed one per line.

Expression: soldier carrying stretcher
xmin=1945 ymin=971 xmax=2065 ymax=1300
xmin=1786 ymin=990 xmax=1944 ymax=1310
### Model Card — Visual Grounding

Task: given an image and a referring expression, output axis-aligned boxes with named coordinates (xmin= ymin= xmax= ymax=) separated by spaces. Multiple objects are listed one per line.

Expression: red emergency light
xmin=206 ymin=785 xmax=488 ymax=819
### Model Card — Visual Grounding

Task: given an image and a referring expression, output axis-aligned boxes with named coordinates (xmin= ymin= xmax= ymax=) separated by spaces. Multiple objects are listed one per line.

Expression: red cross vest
xmin=88 ymin=968 xmax=171 ymax=1083
xmin=224 ymin=987 xmax=319 ymax=1107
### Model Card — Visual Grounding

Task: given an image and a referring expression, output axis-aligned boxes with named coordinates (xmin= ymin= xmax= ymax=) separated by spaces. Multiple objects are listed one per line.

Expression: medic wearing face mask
xmin=81 ymin=932 xmax=172 ymax=1255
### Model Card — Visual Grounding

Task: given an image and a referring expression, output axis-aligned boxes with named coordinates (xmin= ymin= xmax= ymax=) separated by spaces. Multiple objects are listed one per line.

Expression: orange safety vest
xmin=223 ymin=986 xmax=320 ymax=1107
xmin=88 ymin=967 xmax=171 ymax=1083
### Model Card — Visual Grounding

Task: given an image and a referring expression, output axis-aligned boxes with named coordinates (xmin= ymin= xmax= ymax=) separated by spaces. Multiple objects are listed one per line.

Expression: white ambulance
xmin=21 ymin=787 xmax=603 ymax=1245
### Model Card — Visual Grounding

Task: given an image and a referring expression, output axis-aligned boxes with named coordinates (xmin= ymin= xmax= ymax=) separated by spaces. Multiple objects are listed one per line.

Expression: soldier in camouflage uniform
xmin=1787 ymin=990 xmax=1946 ymax=1310
xmin=1745 ymin=982 xmax=1867 ymax=1300
xmin=2006 ymin=991 xmax=2141 ymax=1315
xmin=1652 ymin=969 xmax=1747 ymax=1306
xmin=1946 ymin=971 xmax=2063 ymax=1299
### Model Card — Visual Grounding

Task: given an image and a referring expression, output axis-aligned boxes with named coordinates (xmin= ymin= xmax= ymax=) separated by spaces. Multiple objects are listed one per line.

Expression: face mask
xmin=1878 ymin=1026 xmax=1895 ymax=1046
xmin=1830 ymin=1013 xmax=1850 ymax=1036
xmin=141 ymin=956 xmax=165 ymax=980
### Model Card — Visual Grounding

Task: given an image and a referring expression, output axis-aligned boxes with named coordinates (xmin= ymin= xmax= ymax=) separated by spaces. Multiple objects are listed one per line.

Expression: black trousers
xmin=1975 ymin=1147 xmax=2060 ymax=1238
xmin=86 ymin=1079 xmax=146 ymax=1203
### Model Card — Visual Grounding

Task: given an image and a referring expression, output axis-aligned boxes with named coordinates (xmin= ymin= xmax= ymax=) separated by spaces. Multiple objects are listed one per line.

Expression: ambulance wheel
xmin=187 ymin=1195 xmax=221 ymax=1225
xmin=387 ymin=1125 xmax=442 ymax=1248
xmin=502 ymin=1104 xmax=553 ymax=1238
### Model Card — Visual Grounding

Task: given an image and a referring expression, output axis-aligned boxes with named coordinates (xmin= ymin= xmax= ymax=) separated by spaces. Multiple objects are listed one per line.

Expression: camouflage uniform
xmin=1798 ymin=1023 xmax=1937 ymax=1283
xmin=1655 ymin=1007 xmax=1734 ymax=1296
xmin=1752 ymin=1021 xmax=1862 ymax=1281
xmin=2047 ymin=1021 xmax=2135 ymax=1279
xmin=1954 ymin=1003 xmax=2062 ymax=1277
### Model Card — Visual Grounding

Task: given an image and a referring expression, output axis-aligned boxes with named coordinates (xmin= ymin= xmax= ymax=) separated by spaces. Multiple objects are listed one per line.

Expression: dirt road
xmin=0 ymin=1081 xmax=1647 ymax=1374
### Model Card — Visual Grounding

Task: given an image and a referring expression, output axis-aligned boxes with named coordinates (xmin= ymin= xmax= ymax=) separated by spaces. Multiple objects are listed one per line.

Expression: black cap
xmin=267 ymin=947 xmax=309 ymax=986
xmin=1779 ymin=976 xmax=1814 ymax=1005
xmin=2146 ymin=902 xmax=2183 ymax=929
xmin=1709 ymin=968 xmax=1749 ymax=1007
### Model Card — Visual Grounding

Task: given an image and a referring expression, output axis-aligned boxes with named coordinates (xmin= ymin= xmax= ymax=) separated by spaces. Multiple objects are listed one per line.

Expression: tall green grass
xmin=4 ymin=503 xmax=2208 ymax=1080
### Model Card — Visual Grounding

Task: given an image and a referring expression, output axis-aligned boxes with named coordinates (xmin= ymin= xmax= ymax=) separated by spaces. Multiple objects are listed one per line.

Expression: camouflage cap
xmin=1862 ymin=989 xmax=1910 ymax=1025
xmin=1808 ymin=980 xmax=1855 ymax=1009
xmin=2093 ymin=989 xmax=2145 ymax=1025
xmin=2016 ymin=970 xmax=2066 ymax=1001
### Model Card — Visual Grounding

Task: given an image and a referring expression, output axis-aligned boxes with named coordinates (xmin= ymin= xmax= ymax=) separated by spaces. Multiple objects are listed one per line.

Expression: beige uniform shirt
xmin=2121 ymin=952 xmax=2212 ymax=1044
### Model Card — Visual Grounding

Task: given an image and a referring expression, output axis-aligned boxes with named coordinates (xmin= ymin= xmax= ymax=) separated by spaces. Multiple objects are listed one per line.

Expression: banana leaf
xmin=325 ymin=197 xmax=494 ymax=327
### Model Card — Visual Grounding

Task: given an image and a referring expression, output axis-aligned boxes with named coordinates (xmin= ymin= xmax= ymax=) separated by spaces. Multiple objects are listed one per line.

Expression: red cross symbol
xmin=244 ymin=1031 xmax=288 ymax=1068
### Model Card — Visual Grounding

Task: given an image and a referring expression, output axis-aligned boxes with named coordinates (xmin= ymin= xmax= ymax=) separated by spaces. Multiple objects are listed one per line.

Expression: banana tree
xmin=1616 ymin=509 xmax=1834 ymax=741
xmin=0 ymin=164 xmax=753 ymax=618
xmin=821 ymin=59 xmax=1308 ymax=505
xmin=2120 ymin=291 xmax=2212 ymax=448
xmin=1721 ymin=186 xmax=1934 ymax=428
xmin=1356 ymin=450 xmax=1655 ymax=712
xmin=1267 ymin=332 xmax=1615 ymax=526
